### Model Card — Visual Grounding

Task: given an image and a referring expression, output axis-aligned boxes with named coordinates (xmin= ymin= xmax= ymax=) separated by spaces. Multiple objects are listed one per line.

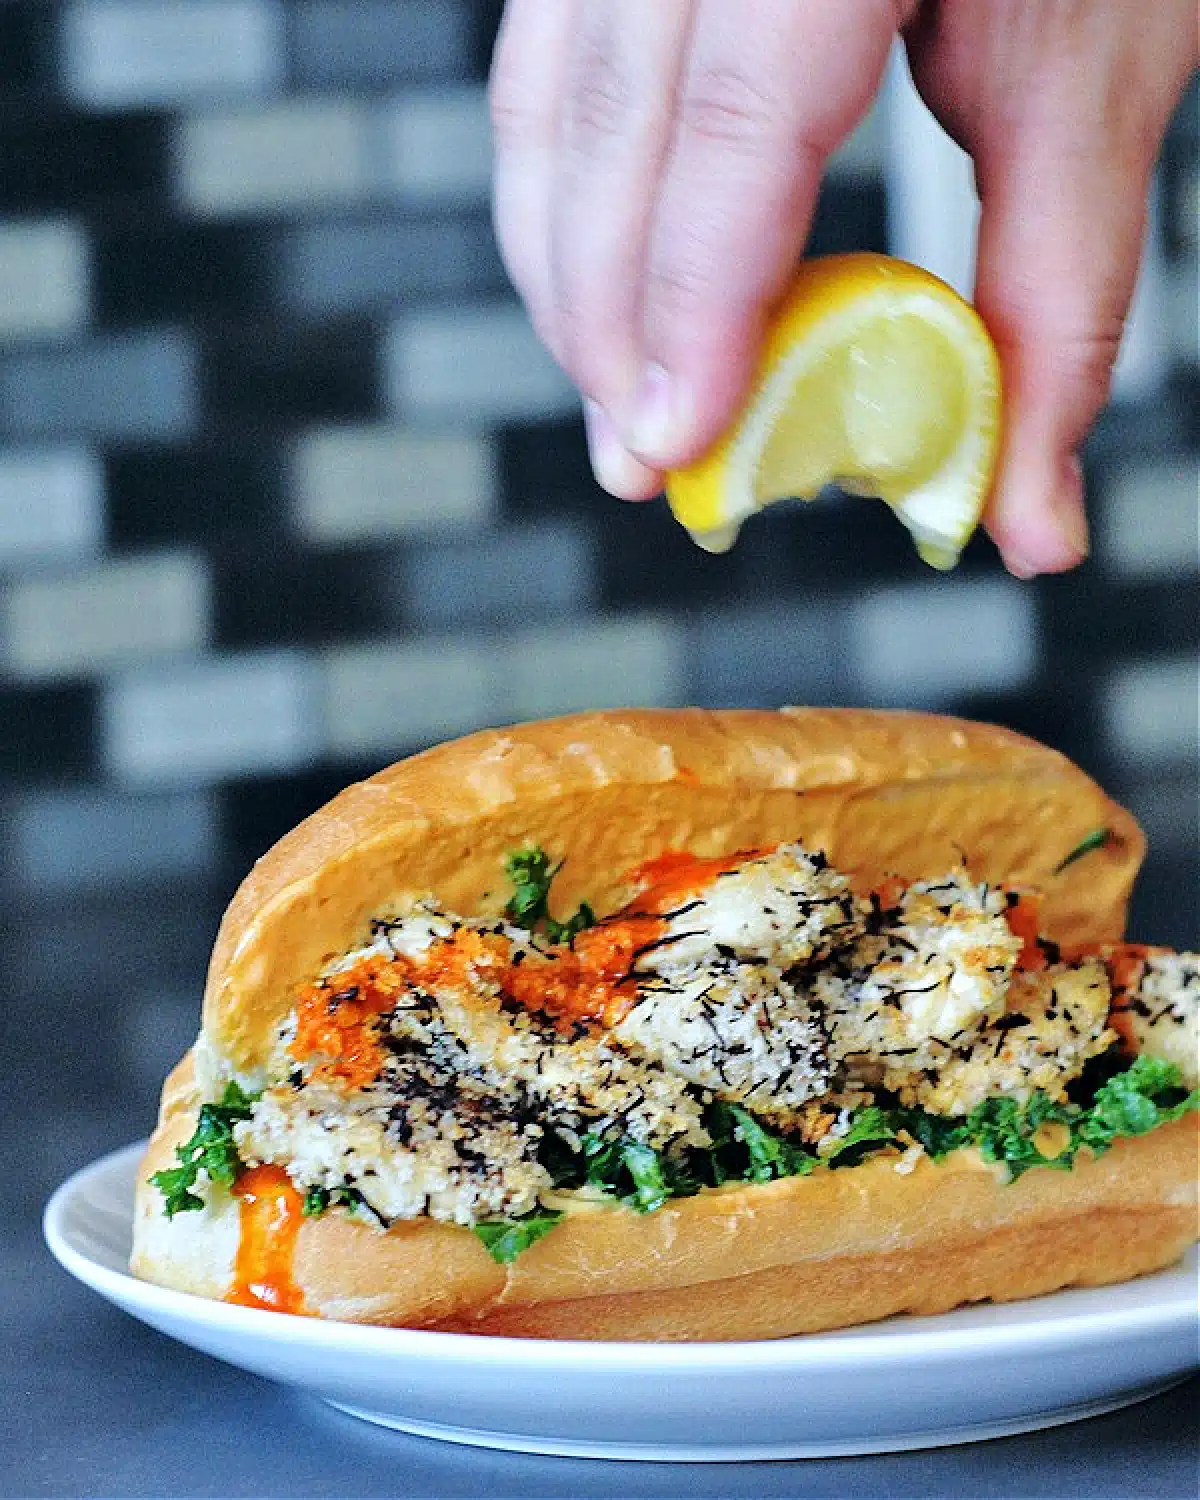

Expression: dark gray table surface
xmin=7 ymin=1224 xmax=1199 ymax=1500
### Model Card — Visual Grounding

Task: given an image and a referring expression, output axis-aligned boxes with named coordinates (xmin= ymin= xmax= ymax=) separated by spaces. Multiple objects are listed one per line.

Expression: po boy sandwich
xmin=131 ymin=708 xmax=1198 ymax=1340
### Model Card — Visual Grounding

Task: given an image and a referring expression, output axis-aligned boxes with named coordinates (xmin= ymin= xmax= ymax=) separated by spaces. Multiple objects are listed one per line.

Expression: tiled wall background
xmin=1 ymin=4 xmax=1196 ymax=1243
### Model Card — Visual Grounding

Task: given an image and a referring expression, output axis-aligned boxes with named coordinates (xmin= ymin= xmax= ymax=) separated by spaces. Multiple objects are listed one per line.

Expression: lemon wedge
xmin=665 ymin=252 xmax=1002 ymax=569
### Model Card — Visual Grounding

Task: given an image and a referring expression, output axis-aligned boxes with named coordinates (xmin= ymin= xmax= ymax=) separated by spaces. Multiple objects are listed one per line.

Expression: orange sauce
xmin=226 ymin=1165 xmax=308 ymax=1315
xmin=509 ymin=913 xmax=665 ymax=1027
xmin=292 ymin=954 xmax=412 ymax=1089
xmin=1098 ymin=942 xmax=1170 ymax=1049
xmin=1005 ymin=892 xmax=1048 ymax=971
xmin=623 ymin=849 xmax=763 ymax=913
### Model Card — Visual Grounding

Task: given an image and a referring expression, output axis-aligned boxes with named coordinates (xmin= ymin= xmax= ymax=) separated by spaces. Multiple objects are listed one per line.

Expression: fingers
xmin=551 ymin=0 xmax=694 ymax=406
xmin=629 ymin=0 xmax=904 ymax=467
xmin=907 ymin=0 xmax=1197 ymax=577
xmin=971 ymin=131 xmax=1157 ymax=577
xmin=491 ymin=0 xmax=904 ymax=498
xmin=552 ymin=0 xmax=695 ymax=500
xmin=489 ymin=0 xmax=576 ymax=353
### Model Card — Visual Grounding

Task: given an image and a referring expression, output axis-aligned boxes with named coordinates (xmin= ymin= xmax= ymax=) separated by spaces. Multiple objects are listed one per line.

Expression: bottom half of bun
xmin=130 ymin=1053 xmax=1199 ymax=1342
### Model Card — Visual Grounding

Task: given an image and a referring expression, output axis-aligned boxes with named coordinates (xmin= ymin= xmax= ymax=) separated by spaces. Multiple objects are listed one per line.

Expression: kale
xmin=149 ymin=1081 xmax=260 ymax=1217
xmin=301 ymin=1183 xmax=376 ymax=1220
xmin=503 ymin=846 xmax=596 ymax=944
xmin=890 ymin=1107 xmax=972 ymax=1161
xmin=706 ymin=1101 xmax=816 ymax=1183
xmin=822 ymin=1105 xmax=900 ymax=1166
xmin=1073 ymin=1055 xmax=1197 ymax=1154
xmin=896 ymin=1057 xmax=1196 ymax=1180
xmin=473 ymin=1210 xmax=564 ymax=1265
xmin=962 ymin=1093 xmax=1076 ymax=1179
xmin=578 ymin=1132 xmax=682 ymax=1212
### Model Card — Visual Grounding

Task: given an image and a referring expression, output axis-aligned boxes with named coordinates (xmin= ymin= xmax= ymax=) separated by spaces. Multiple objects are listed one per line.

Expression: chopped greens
xmin=1054 ymin=828 xmax=1113 ymax=873
xmin=473 ymin=1210 xmax=564 ymax=1264
xmin=149 ymin=1081 xmax=260 ymax=1217
xmin=707 ymin=1101 xmax=816 ymax=1183
xmin=821 ymin=1106 xmax=900 ymax=1165
xmin=503 ymin=845 xmax=595 ymax=944
xmin=1074 ymin=1055 xmax=1196 ymax=1152
xmin=507 ymin=1056 xmax=1197 ymax=1257
xmin=302 ymin=1183 xmax=376 ymax=1221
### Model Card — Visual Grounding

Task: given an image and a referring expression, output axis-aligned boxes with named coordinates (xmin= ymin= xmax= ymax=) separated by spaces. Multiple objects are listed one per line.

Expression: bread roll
xmin=131 ymin=709 xmax=1197 ymax=1341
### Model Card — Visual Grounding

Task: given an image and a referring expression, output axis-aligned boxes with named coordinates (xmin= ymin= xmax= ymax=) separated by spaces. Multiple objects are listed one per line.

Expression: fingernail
xmin=627 ymin=361 xmax=679 ymax=461
xmin=584 ymin=398 xmax=660 ymax=501
xmin=1003 ymin=551 xmax=1041 ymax=581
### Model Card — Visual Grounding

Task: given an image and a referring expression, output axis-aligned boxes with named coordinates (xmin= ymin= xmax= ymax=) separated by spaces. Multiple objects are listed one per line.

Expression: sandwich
xmin=131 ymin=708 xmax=1198 ymax=1340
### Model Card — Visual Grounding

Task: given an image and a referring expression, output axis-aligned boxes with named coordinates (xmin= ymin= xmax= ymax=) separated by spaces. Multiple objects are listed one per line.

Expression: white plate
xmin=45 ymin=1142 xmax=1198 ymax=1462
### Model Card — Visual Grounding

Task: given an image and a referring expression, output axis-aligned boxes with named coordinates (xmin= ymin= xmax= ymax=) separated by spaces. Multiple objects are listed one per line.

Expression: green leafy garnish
xmin=822 ymin=1105 xmax=900 ymax=1166
xmin=302 ymin=1184 xmax=372 ymax=1219
xmin=503 ymin=846 xmax=595 ymax=944
xmin=149 ymin=1081 xmax=261 ymax=1217
xmin=963 ymin=1092 xmax=1076 ymax=1179
xmin=577 ymin=1133 xmax=677 ymax=1211
xmin=473 ymin=1210 xmax=564 ymax=1264
xmin=1074 ymin=1055 xmax=1197 ymax=1153
xmin=707 ymin=1102 xmax=816 ymax=1183
xmin=1054 ymin=828 xmax=1113 ymax=873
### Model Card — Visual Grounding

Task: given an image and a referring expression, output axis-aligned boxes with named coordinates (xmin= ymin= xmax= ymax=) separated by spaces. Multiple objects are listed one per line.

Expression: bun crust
xmin=203 ymin=708 xmax=1144 ymax=1072
xmin=132 ymin=1053 xmax=1199 ymax=1340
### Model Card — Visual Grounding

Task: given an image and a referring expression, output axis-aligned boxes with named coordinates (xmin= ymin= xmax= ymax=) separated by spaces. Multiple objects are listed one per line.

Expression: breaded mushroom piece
xmin=816 ymin=874 xmax=1022 ymax=1091
xmin=916 ymin=960 xmax=1115 ymax=1115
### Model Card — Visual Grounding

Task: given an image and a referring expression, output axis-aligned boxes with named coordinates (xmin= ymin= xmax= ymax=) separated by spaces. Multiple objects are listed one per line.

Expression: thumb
xmin=971 ymin=128 xmax=1154 ymax=576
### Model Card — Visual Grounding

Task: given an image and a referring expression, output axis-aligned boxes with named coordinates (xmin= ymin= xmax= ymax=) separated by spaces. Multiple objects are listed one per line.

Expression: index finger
xmin=628 ymin=0 xmax=908 ymax=467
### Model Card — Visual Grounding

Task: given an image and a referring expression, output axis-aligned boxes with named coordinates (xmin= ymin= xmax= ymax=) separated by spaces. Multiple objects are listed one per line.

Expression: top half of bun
xmin=204 ymin=707 xmax=1145 ymax=1073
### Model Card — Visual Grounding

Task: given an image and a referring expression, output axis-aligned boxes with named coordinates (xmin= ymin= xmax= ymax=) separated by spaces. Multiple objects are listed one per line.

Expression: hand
xmin=489 ymin=1 xmax=1197 ymax=577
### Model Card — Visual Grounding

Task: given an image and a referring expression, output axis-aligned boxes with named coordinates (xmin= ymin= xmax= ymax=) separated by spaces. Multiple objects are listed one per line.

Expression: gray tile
xmin=0 ymin=218 xmax=90 ymax=339
xmin=0 ymin=329 xmax=198 ymax=441
xmin=117 ymin=985 xmax=205 ymax=1099
xmin=385 ymin=301 xmax=577 ymax=423
xmin=503 ymin=614 xmax=684 ymax=721
xmin=1 ymin=549 xmax=210 ymax=682
xmin=686 ymin=602 xmax=844 ymax=709
xmin=291 ymin=0 xmax=470 ymax=86
xmin=1103 ymin=655 xmax=1199 ymax=770
xmin=400 ymin=519 xmax=595 ymax=628
xmin=8 ymin=786 xmax=219 ymax=891
xmin=847 ymin=578 xmax=1037 ymax=706
xmin=0 ymin=446 xmax=104 ymax=568
xmin=279 ymin=214 xmax=503 ymax=316
xmin=383 ymin=84 xmax=492 ymax=205
xmin=61 ymin=1 xmax=284 ymax=109
xmin=293 ymin=424 xmax=497 ymax=544
xmin=6 ymin=888 xmax=224 ymax=1002
xmin=1100 ymin=457 xmax=1199 ymax=578
xmin=102 ymin=648 xmax=322 ymax=786
xmin=319 ymin=638 xmax=497 ymax=758
xmin=174 ymin=99 xmax=372 ymax=218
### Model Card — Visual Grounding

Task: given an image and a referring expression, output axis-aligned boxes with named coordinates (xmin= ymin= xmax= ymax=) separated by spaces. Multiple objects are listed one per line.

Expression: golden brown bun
xmin=132 ymin=1053 xmax=1199 ymax=1340
xmin=202 ymin=708 xmax=1144 ymax=1072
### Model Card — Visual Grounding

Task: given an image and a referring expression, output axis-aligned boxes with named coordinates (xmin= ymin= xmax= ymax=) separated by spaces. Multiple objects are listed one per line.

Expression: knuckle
xmin=679 ymin=63 xmax=786 ymax=152
xmin=645 ymin=253 xmax=717 ymax=325
xmin=563 ymin=34 xmax=637 ymax=154
xmin=488 ymin=70 xmax=550 ymax=152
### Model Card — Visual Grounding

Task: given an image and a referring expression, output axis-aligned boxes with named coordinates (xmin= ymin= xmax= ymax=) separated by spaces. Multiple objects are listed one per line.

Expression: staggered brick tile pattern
xmin=0 ymin=3 xmax=1194 ymax=1174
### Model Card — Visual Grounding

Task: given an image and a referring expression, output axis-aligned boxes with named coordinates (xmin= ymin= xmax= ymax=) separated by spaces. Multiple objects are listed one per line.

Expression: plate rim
xmin=45 ymin=1139 xmax=1200 ymax=1373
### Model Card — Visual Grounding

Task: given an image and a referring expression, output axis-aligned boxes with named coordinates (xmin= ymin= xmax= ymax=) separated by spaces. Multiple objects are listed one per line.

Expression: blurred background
xmin=0 ymin=2 xmax=1195 ymax=1261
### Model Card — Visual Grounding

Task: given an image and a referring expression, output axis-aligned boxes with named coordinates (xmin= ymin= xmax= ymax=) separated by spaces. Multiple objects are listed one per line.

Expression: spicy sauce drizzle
xmin=226 ymin=1165 xmax=308 ymax=1315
